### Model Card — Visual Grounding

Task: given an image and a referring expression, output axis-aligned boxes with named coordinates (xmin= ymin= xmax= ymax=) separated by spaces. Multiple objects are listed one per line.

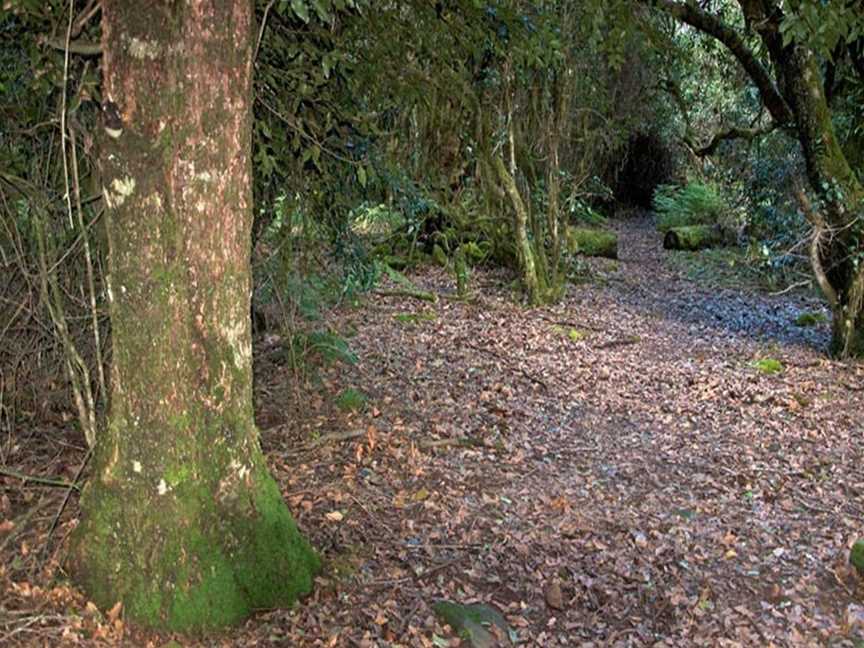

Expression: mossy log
xmin=565 ymin=227 xmax=618 ymax=259
xmin=663 ymin=224 xmax=731 ymax=251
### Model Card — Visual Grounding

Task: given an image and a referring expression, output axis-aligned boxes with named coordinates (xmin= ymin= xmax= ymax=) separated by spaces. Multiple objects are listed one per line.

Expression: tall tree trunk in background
xmin=69 ymin=0 xmax=318 ymax=632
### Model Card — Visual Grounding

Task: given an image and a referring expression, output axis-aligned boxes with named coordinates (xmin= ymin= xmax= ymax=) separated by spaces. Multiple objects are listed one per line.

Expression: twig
xmin=769 ymin=280 xmax=811 ymax=296
xmin=42 ymin=448 xmax=92 ymax=563
xmin=537 ymin=314 xmax=606 ymax=333
xmin=465 ymin=342 xmax=548 ymax=391
xmin=254 ymin=0 xmax=276 ymax=63
xmin=399 ymin=598 xmax=424 ymax=636
xmin=0 ymin=467 xmax=78 ymax=490
xmin=419 ymin=437 xmax=480 ymax=449
xmin=595 ymin=336 xmax=640 ymax=350
xmin=416 ymin=555 xmax=466 ymax=581
xmin=307 ymin=430 xmax=364 ymax=448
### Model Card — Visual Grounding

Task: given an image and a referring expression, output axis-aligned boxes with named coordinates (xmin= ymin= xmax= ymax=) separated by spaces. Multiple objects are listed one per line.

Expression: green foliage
xmin=653 ymin=182 xmax=728 ymax=233
xmin=295 ymin=331 xmax=358 ymax=366
xmin=334 ymin=388 xmax=367 ymax=413
xmin=552 ymin=325 xmax=586 ymax=342
xmin=794 ymin=312 xmax=827 ymax=327
xmin=752 ymin=358 xmax=784 ymax=375
xmin=779 ymin=2 xmax=864 ymax=55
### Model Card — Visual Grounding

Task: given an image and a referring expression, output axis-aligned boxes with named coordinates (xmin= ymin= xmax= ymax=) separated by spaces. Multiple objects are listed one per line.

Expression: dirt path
xmin=245 ymin=216 xmax=864 ymax=646
xmin=2 ymin=217 xmax=863 ymax=646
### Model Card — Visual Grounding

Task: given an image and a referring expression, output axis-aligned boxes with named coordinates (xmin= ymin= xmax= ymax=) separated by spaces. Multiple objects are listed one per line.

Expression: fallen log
xmin=663 ymin=224 xmax=731 ymax=251
xmin=565 ymin=226 xmax=618 ymax=259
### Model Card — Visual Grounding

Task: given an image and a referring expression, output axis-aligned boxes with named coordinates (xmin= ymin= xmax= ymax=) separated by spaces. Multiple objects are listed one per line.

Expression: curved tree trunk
xmin=758 ymin=26 xmax=864 ymax=357
xmin=69 ymin=0 xmax=318 ymax=632
xmin=654 ymin=0 xmax=864 ymax=356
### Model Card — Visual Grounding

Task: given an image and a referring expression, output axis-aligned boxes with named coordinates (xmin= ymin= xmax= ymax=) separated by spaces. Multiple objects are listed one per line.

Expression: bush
xmin=653 ymin=182 xmax=728 ymax=233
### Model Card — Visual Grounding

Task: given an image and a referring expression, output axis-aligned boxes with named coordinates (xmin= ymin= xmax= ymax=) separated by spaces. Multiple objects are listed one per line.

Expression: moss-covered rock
xmin=663 ymin=225 xmax=725 ymax=251
xmin=433 ymin=600 xmax=512 ymax=647
xmin=565 ymin=226 xmax=618 ymax=259
xmin=851 ymin=539 xmax=864 ymax=574
xmin=752 ymin=358 xmax=784 ymax=375
xmin=794 ymin=311 xmax=828 ymax=327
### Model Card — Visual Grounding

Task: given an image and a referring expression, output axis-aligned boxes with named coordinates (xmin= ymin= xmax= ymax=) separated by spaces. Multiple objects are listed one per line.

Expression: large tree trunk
xmin=656 ymin=0 xmax=864 ymax=357
xmin=784 ymin=48 xmax=864 ymax=357
xmin=740 ymin=2 xmax=864 ymax=357
xmin=69 ymin=0 xmax=318 ymax=632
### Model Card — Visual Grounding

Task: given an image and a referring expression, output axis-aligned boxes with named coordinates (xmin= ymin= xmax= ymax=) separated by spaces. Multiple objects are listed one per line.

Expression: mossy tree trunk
xmin=654 ymin=0 xmax=864 ymax=357
xmin=739 ymin=3 xmax=864 ymax=357
xmin=69 ymin=0 xmax=318 ymax=632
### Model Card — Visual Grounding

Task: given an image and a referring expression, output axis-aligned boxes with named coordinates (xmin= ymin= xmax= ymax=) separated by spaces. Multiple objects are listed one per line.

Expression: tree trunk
xmin=495 ymin=155 xmax=544 ymax=304
xmin=765 ymin=33 xmax=864 ymax=356
xmin=69 ymin=0 xmax=318 ymax=632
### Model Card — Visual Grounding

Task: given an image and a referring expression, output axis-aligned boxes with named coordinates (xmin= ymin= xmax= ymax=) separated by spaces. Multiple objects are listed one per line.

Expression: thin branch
xmin=795 ymin=185 xmax=839 ymax=308
xmin=71 ymin=0 xmax=101 ymax=39
xmin=695 ymin=122 xmax=779 ymax=157
xmin=255 ymin=0 xmax=276 ymax=64
xmin=0 ymin=467 xmax=79 ymax=490
xmin=43 ymin=36 xmax=102 ymax=56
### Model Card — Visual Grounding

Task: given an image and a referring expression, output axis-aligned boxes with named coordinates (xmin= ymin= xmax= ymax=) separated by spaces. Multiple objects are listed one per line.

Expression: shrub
xmin=653 ymin=182 xmax=728 ymax=232
xmin=335 ymin=388 xmax=367 ymax=413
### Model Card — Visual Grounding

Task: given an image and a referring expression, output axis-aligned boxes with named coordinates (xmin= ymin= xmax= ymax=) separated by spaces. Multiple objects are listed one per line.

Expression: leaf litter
xmin=1 ymin=217 xmax=863 ymax=646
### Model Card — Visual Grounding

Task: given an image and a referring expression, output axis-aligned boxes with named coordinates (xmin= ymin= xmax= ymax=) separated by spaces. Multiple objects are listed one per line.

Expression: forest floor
xmin=2 ymin=215 xmax=864 ymax=647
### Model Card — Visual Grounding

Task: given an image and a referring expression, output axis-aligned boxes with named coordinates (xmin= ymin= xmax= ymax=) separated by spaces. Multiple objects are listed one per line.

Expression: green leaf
xmin=291 ymin=0 xmax=310 ymax=23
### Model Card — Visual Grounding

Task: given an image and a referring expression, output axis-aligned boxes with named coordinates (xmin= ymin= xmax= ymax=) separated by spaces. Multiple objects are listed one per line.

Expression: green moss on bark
xmin=565 ymin=227 xmax=618 ymax=259
xmin=71 ymin=459 xmax=319 ymax=633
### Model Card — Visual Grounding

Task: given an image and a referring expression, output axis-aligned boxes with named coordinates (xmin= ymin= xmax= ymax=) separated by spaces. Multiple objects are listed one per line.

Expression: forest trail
xmin=247 ymin=215 xmax=864 ymax=646
xmin=4 ymin=217 xmax=864 ymax=647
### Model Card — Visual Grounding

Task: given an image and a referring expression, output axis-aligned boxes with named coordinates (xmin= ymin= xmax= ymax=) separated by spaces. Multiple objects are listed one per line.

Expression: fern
xmin=653 ymin=182 xmax=727 ymax=232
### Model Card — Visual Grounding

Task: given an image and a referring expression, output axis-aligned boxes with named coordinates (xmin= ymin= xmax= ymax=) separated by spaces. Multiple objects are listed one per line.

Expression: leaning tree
xmin=69 ymin=0 xmax=318 ymax=631
xmin=642 ymin=0 xmax=864 ymax=357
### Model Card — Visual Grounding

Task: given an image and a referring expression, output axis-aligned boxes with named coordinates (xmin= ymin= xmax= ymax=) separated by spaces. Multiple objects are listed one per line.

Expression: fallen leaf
xmin=544 ymin=580 xmax=564 ymax=610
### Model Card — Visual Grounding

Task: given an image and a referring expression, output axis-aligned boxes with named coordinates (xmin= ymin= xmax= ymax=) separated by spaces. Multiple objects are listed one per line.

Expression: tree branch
xmin=43 ymin=36 xmax=102 ymax=56
xmin=795 ymin=185 xmax=839 ymax=308
xmin=648 ymin=0 xmax=793 ymax=125
xmin=695 ymin=122 xmax=779 ymax=156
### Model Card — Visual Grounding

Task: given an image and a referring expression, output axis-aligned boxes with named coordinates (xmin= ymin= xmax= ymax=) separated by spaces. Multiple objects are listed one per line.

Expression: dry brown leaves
xmin=2 ymin=218 xmax=863 ymax=646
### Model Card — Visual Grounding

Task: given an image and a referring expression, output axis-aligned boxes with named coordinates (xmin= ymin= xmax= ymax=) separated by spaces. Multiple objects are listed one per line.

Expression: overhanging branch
xmin=647 ymin=0 xmax=793 ymax=125
xmin=695 ymin=122 xmax=779 ymax=156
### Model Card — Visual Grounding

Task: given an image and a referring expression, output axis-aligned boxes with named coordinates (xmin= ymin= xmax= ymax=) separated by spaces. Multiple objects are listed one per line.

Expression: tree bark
xmin=69 ymin=0 xmax=318 ymax=632
xmin=495 ymin=155 xmax=543 ymax=304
